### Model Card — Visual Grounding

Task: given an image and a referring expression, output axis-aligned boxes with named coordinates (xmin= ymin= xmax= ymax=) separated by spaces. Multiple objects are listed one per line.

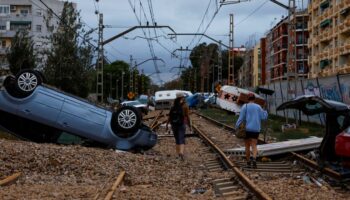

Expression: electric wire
xmin=35 ymin=0 xmax=104 ymax=59
xmin=128 ymin=0 xmax=163 ymax=83
xmin=234 ymin=0 xmax=269 ymax=27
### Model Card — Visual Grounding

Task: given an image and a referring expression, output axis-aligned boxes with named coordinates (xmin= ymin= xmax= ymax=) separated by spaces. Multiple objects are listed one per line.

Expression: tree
xmin=43 ymin=2 xmax=94 ymax=98
xmin=104 ymin=60 xmax=130 ymax=100
xmin=7 ymin=29 xmax=36 ymax=75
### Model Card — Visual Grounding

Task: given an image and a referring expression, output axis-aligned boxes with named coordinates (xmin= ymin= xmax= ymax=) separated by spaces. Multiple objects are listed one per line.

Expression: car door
xmin=57 ymin=97 xmax=107 ymax=140
xmin=17 ymin=87 xmax=64 ymax=127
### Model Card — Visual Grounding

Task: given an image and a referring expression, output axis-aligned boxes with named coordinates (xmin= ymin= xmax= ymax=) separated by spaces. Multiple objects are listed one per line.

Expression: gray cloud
xmin=71 ymin=0 xmax=308 ymax=84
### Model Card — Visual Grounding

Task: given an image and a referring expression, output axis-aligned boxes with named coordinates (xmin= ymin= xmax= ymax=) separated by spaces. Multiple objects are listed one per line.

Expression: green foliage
xmin=162 ymin=78 xmax=182 ymax=90
xmin=42 ymin=2 xmax=93 ymax=98
xmin=173 ymin=43 xmax=244 ymax=92
xmin=103 ymin=60 xmax=152 ymax=100
xmin=199 ymin=108 xmax=325 ymax=142
xmin=7 ymin=29 xmax=36 ymax=75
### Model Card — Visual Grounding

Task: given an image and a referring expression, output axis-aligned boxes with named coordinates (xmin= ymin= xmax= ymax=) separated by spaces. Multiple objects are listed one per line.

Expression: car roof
xmin=277 ymin=95 xmax=350 ymax=115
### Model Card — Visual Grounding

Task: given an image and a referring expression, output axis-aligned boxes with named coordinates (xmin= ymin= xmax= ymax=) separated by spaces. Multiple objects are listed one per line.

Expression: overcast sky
xmin=70 ymin=0 xmax=308 ymax=85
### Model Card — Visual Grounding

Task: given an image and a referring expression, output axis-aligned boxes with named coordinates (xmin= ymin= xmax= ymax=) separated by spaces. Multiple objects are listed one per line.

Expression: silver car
xmin=0 ymin=70 xmax=157 ymax=150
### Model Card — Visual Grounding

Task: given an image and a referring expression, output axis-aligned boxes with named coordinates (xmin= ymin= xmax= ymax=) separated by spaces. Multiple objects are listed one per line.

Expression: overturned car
xmin=0 ymin=70 xmax=157 ymax=150
xmin=277 ymin=95 xmax=350 ymax=172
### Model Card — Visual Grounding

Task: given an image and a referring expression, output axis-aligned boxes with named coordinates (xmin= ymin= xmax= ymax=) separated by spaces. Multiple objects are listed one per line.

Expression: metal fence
xmin=260 ymin=73 xmax=350 ymax=125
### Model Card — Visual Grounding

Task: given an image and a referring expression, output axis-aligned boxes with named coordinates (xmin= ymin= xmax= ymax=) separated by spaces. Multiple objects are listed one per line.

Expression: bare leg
xmin=251 ymin=139 xmax=258 ymax=159
xmin=176 ymin=145 xmax=180 ymax=155
xmin=179 ymin=144 xmax=185 ymax=155
xmin=245 ymin=139 xmax=251 ymax=161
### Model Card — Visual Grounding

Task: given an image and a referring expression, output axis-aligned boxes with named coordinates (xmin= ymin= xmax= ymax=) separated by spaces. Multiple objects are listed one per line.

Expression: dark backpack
xmin=169 ymin=105 xmax=184 ymax=126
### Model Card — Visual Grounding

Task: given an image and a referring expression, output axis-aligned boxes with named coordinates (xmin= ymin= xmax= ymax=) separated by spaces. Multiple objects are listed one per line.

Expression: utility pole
xmin=228 ymin=14 xmax=234 ymax=85
xmin=121 ymin=71 xmax=125 ymax=100
xmin=141 ymin=69 xmax=145 ymax=94
xmin=134 ymin=62 xmax=139 ymax=96
xmin=217 ymin=41 xmax=223 ymax=83
xmin=129 ymin=55 xmax=134 ymax=94
xmin=286 ymin=0 xmax=296 ymax=124
xmin=194 ymin=68 xmax=197 ymax=92
xmin=96 ymin=13 xmax=104 ymax=102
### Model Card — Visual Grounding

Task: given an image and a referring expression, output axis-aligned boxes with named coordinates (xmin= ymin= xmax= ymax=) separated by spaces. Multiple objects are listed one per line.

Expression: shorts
xmin=245 ymin=131 xmax=260 ymax=139
xmin=172 ymin=124 xmax=186 ymax=144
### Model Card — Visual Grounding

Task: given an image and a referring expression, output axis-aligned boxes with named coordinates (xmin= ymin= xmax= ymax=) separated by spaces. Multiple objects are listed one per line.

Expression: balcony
xmin=0 ymin=31 xmax=16 ymax=38
xmin=307 ymin=39 xmax=312 ymax=47
xmin=338 ymin=1 xmax=345 ymax=10
xmin=338 ymin=22 xmax=346 ymax=32
xmin=10 ymin=13 xmax=32 ymax=21
xmin=0 ymin=47 xmax=8 ymax=55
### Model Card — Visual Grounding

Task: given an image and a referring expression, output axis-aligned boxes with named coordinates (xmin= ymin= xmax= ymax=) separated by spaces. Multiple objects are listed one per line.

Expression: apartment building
xmin=308 ymin=0 xmax=350 ymax=78
xmin=252 ymin=43 xmax=261 ymax=87
xmin=238 ymin=49 xmax=253 ymax=88
xmin=251 ymin=38 xmax=267 ymax=87
xmin=0 ymin=0 xmax=67 ymax=74
xmin=266 ymin=17 xmax=288 ymax=82
xmin=289 ymin=10 xmax=309 ymax=79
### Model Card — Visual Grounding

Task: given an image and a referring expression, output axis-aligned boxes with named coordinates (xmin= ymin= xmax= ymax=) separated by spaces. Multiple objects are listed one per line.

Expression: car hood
xmin=277 ymin=95 xmax=350 ymax=115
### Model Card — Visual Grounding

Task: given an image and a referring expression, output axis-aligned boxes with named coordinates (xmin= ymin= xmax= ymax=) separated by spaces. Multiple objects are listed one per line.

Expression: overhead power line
xmin=234 ymin=0 xmax=269 ymax=27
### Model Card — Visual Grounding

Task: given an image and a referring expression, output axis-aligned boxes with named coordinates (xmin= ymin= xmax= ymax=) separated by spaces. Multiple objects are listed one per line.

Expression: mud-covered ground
xmin=1 ymin=111 xmax=350 ymax=199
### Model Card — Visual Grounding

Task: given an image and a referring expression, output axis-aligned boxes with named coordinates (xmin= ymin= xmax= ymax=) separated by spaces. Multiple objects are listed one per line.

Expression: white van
xmin=154 ymin=90 xmax=192 ymax=110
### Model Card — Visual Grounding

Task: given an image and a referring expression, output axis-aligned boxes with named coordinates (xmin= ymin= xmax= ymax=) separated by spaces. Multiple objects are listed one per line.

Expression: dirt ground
xmin=1 ymin=112 xmax=350 ymax=199
xmin=0 ymin=132 xmax=231 ymax=200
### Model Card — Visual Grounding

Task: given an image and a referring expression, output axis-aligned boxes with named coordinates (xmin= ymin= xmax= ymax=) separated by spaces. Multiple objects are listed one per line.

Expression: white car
xmin=121 ymin=100 xmax=148 ymax=115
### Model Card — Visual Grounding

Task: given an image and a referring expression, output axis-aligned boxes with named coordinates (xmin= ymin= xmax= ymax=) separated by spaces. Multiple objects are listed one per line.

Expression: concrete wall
xmin=259 ymin=73 xmax=350 ymax=125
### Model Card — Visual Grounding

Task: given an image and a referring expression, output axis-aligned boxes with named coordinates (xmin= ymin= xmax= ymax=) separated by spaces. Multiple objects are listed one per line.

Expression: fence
xmin=259 ymin=73 xmax=350 ymax=125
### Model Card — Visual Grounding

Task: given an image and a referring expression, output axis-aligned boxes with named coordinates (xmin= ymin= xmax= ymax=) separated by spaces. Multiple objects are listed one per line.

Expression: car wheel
xmin=111 ymin=106 xmax=142 ymax=137
xmin=15 ymin=69 xmax=42 ymax=96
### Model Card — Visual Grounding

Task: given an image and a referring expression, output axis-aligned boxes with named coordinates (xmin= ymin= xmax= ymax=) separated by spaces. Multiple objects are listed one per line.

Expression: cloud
xmin=71 ymin=0 xmax=308 ymax=83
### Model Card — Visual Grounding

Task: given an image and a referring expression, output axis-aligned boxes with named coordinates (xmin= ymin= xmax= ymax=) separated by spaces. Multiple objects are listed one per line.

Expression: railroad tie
xmin=213 ymin=179 xmax=247 ymax=198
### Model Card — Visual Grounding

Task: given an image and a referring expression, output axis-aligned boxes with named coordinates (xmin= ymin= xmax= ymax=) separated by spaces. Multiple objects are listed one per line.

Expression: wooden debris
xmin=0 ymin=172 xmax=21 ymax=186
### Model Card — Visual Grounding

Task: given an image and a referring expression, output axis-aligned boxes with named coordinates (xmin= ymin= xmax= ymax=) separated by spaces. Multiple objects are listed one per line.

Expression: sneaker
xmin=179 ymin=154 xmax=185 ymax=161
xmin=246 ymin=161 xmax=251 ymax=167
xmin=252 ymin=160 xmax=257 ymax=168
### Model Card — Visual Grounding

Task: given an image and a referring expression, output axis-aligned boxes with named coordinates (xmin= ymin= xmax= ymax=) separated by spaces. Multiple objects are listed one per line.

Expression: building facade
xmin=289 ymin=10 xmax=309 ymax=79
xmin=308 ymin=0 xmax=350 ymax=78
xmin=0 ymin=0 xmax=67 ymax=74
xmin=267 ymin=17 xmax=288 ymax=82
xmin=252 ymin=42 xmax=261 ymax=87
xmin=238 ymin=49 xmax=253 ymax=88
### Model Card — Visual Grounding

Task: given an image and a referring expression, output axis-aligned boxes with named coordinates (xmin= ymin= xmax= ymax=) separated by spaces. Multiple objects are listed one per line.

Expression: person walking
xmin=166 ymin=92 xmax=192 ymax=160
xmin=235 ymin=93 xmax=268 ymax=168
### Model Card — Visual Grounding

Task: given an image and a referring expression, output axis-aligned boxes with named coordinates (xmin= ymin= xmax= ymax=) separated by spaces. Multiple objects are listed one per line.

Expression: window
xmin=36 ymin=9 xmax=42 ymax=16
xmin=36 ymin=25 xmax=41 ymax=32
xmin=20 ymin=9 xmax=29 ymax=15
xmin=47 ymin=25 xmax=54 ymax=32
xmin=0 ymin=5 xmax=10 ymax=15
xmin=0 ymin=25 xmax=5 ymax=31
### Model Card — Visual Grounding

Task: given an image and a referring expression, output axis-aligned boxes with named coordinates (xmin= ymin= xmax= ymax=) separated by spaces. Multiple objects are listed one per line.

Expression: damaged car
xmin=0 ymin=70 xmax=157 ymax=150
xmin=277 ymin=95 xmax=350 ymax=175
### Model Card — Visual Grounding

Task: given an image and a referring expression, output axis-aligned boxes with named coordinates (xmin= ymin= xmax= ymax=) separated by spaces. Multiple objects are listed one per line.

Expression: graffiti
xmin=319 ymin=83 xmax=342 ymax=102
xmin=304 ymin=81 xmax=320 ymax=96
xmin=340 ymin=83 xmax=350 ymax=105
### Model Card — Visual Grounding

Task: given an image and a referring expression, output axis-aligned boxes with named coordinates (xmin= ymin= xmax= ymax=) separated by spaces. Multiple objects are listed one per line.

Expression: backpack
xmin=169 ymin=105 xmax=184 ymax=126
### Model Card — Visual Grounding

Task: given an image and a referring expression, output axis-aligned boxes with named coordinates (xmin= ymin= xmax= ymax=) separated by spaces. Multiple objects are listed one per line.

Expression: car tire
xmin=15 ymin=69 xmax=42 ymax=97
xmin=111 ymin=106 xmax=142 ymax=137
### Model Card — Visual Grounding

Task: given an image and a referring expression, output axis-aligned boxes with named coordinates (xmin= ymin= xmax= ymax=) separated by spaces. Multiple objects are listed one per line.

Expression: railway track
xmin=190 ymin=111 xmax=350 ymax=199
xmin=105 ymin=112 xmax=348 ymax=200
